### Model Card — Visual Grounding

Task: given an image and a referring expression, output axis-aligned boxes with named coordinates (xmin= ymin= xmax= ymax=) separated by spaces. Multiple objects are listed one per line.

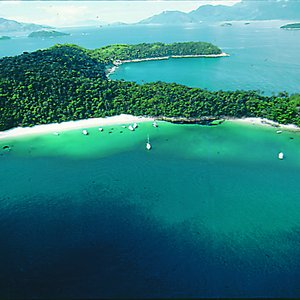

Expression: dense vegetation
xmin=91 ymin=42 xmax=222 ymax=63
xmin=0 ymin=43 xmax=299 ymax=131
xmin=280 ymin=23 xmax=300 ymax=30
xmin=28 ymin=30 xmax=70 ymax=38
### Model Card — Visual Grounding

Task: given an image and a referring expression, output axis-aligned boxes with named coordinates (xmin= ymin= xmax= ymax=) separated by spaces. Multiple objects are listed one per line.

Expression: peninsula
xmin=0 ymin=42 xmax=299 ymax=132
xmin=91 ymin=41 xmax=224 ymax=64
xmin=280 ymin=23 xmax=300 ymax=30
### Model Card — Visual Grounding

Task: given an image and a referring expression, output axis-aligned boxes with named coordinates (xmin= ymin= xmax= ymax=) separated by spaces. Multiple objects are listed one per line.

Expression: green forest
xmin=0 ymin=42 xmax=299 ymax=131
xmin=91 ymin=41 xmax=222 ymax=63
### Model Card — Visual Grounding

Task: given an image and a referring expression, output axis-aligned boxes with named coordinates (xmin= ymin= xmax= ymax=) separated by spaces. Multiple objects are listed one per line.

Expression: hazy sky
xmin=0 ymin=1 xmax=240 ymax=27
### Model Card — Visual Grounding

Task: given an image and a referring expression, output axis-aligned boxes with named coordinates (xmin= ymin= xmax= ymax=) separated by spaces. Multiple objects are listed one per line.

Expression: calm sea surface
xmin=1 ymin=22 xmax=300 ymax=298
xmin=1 ymin=121 xmax=300 ymax=298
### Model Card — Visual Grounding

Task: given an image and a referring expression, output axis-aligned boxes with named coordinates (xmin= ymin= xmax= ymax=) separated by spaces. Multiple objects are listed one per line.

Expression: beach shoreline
xmin=107 ymin=52 xmax=229 ymax=77
xmin=1 ymin=115 xmax=299 ymax=141
xmin=0 ymin=114 xmax=154 ymax=140
xmin=226 ymin=117 xmax=300 ymax=131
xmin=115 ymin=52 xmax=229 ymax=65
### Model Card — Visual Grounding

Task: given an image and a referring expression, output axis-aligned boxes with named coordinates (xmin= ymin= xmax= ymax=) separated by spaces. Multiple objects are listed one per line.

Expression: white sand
xmin=227 ymin=117 xmax=300 ymax=131
xmin=112 ymin=53 xmax=229 ymax=65
xmin=107 ymin=52 xmax=229 ymax=77
xmin=0 ymin=114 xmax=154 ymax=140
xmin=1 ymin=115 xmax=298 ymax=141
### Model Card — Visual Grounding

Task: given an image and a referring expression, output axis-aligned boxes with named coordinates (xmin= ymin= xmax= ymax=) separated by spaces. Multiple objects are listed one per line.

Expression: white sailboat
xmin=146 ymin=135 xmax=152 ymax=150
xmin=278 ymin=152 xmax=284 ymax=160
xmin=82 ymin=129 xmax=89 ymax=135
xmin=128 ymin=125 xmax=134 ymax=131
xmin=133 ymin=122 xmax=138 ymax=129
xmin=152 ymin=121 xmax=158 ymax=128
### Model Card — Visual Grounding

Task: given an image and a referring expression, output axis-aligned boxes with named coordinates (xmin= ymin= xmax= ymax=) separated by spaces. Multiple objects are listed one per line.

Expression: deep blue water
xmin=2 ymin=152 xmax=300 ymax=298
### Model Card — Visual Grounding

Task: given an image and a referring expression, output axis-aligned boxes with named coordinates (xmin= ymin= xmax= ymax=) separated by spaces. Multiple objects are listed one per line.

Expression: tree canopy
xmin=0 ymin=43 xmax=299 ymax=131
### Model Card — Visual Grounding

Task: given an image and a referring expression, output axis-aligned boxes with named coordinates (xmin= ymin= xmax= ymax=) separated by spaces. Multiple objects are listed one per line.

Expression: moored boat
xmin=146 ymin=135 xmax=151 ymax=150
xmin=278 ymin=152 xmax=284 ymax=160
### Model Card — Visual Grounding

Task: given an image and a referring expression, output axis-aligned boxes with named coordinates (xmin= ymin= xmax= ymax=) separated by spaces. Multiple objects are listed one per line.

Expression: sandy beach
xmin=116 ymin=53 xmax=229 ymax=64
xmin=227 ymin=117 xmax=300 ymax=131
xmin=0 ymin=114 xmax=154 ymax=140
xmin=1 ymin=115 xmax=299 ymax=142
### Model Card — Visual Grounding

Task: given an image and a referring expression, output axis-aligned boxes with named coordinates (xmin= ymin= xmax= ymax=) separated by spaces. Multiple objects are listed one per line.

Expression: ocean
xmin=1 ymin=22 xmax=300 ymax=298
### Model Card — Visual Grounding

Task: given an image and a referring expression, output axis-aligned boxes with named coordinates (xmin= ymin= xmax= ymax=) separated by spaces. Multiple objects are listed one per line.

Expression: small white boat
xmin=53 ymin=132 xmax=60 ymax=136
xmin=133 ymin=122 xmax=138 ymax=129
xmin=128 ymin=125 xmax=134 ymax=131
xmin=278 ymin=152 xmax=284 ymax=160
xmin=98 ymin=127 xmax=103 ymax=132
xmin=276 ymin=130 xmax=282 ymax=134
xmin=146 ymin=135 xmax=152 ymax=150
xmin=152 ymin=121 xmax=158 ymax=128
xmin=121 ymin=125 xmax=126 ymax=128
xmin=82 ymin=129 xmax=89 ymax=135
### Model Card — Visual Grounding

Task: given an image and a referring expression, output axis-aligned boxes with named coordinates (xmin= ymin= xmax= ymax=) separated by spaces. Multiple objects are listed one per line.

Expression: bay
xmin=1 ymin=121 xmax=300 ymax=297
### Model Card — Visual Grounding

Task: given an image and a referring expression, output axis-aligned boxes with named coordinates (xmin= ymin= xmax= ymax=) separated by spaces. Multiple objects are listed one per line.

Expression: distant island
xmin=280 ymin=23 xmax=300 ymax=30
xmin=0 ymin=42 xmax=299 ymax=131
xmin=0 ymin=36 xmax=11 ymax=40
xmin=0 ymin=17 xmax=51 ymax=35
xmin=137 ymin=0 xmax=300 ymax=25
xmin=28 ymin=30 xmax=70 ymax=38
xmin=221 ymin=23 xmax=232 ymax=27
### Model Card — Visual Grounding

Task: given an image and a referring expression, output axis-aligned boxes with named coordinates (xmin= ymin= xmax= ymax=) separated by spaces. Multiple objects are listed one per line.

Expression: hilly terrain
xmin=139 ymin=0 xmax=300 ymax=25
xmin=0 ymin=17 xmax=51 ymax=36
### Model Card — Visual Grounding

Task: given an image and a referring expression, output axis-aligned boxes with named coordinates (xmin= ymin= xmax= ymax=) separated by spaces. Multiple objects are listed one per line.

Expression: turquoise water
xmin=109 ymin=25 xmax=300 ymax=94
xmin=1 ymin=121 xmax=300 ymax=297
xmin=2 ymin=21 xmax=300 ymax=297
xmin=1 ymin=23 xmax=300 ymax=94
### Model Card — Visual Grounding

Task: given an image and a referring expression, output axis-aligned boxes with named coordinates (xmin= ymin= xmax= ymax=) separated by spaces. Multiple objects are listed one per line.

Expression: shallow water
xmin=1 ymin=121 xmax=300 ymax=297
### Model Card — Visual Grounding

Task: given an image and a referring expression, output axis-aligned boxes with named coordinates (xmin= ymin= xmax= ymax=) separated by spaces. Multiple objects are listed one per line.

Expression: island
xmin=221 ymin=23 xmax=233 ymax=27
xmin=0 ymin=42 xmax=299 ymax=132
xmin=0 ymin=36 xmax=11 ymax=40
xmin=280 ymin=23 xmax=300 ymax=30
xmin=28 ymin=30 xmax=70 ymax=38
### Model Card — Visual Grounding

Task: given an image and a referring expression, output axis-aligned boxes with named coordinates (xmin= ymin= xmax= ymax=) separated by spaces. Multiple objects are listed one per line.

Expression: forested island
xmin=0 ymin=42 xmax=300 ymax=131
xmin=28 ymin=30 xmax=70 ymax=38
xmin=280 ymin=23 xmax=300 ymax=30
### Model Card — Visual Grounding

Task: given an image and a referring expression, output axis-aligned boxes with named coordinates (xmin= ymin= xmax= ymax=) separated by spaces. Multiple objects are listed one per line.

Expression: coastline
xmin=107 ymin=52 xmax=229 ymax=77
xmin=1 ymin=115 xmax=299 ymax=142
xmin=226 ymin=117 xmax=300 ymax=131
xmin=114 ymin=52 xmax=229 ymax=65
xmin=0 ymin=114 xmax=154 ymax=141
